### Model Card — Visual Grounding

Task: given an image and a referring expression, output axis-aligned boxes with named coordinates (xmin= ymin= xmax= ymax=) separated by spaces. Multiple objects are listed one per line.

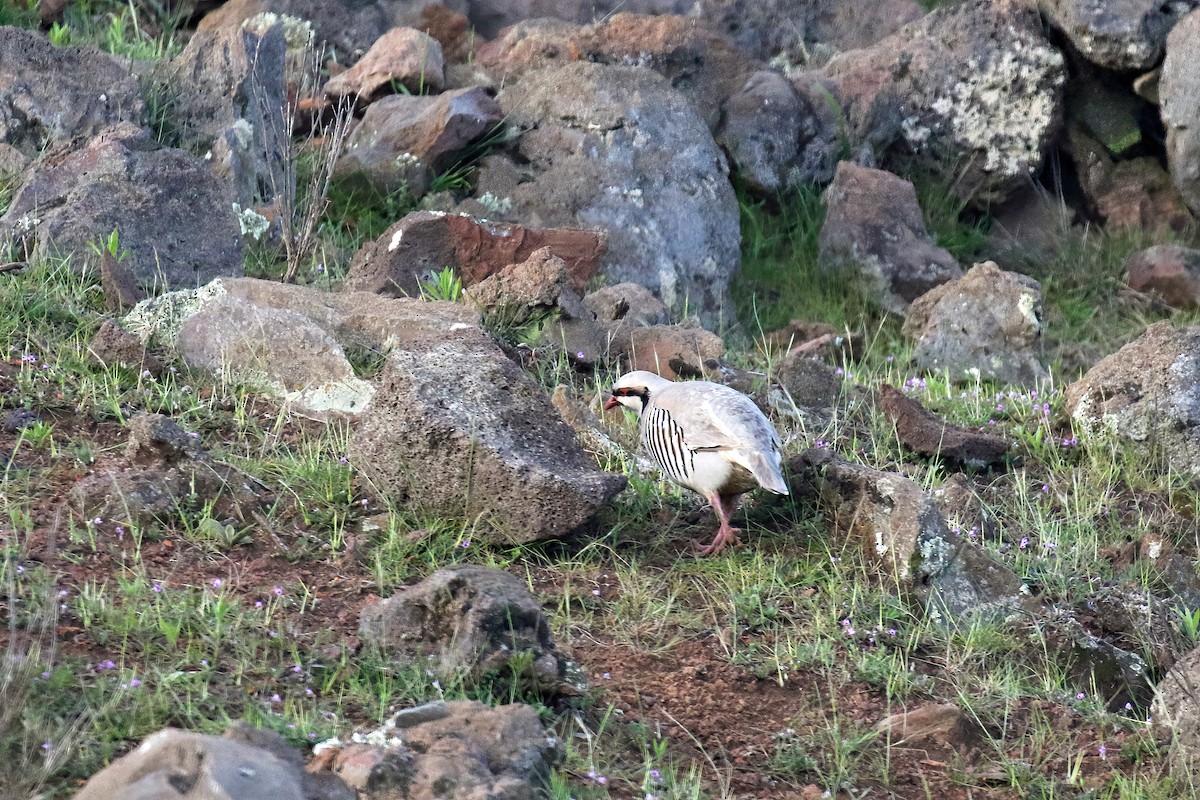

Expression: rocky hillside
xmin=4 ymin=0 xmax=1200 ymax=798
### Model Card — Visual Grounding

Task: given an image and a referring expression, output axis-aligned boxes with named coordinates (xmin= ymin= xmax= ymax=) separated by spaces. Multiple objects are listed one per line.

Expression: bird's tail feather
xmin=747 ymin=452 xmax=789 ymax=495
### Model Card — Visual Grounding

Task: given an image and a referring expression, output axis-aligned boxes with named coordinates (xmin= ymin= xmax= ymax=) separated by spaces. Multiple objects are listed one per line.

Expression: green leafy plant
xmin=418 ymin=267 xmax=463 ymax=302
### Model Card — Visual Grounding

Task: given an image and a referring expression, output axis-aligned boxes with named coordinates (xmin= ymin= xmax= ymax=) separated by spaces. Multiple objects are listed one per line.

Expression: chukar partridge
xmin=605 ymin=370 xmax=788 ymax=555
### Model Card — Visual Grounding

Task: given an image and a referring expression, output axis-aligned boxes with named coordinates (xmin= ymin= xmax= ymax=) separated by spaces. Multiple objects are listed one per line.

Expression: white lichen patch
xmin=285 ymin=377 xmax=376 ymax=415
xmin=232 ymin=203 xmax=271 ymax=241
xmin=243 ymin=11 xmax=314 ymax=51
xmin=476 ymin=192 xmax=512 ymax=216
xmin=122 ymin=280 xmax=230 ymax=350
xmin=913 ymin=26 xmax=1065 ymax=177
xmin=1017 ymin=291 xmax=1041 ymax=331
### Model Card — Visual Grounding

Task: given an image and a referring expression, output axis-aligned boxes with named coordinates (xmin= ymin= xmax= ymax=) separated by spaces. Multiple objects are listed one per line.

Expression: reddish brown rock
xmin=344 ymin=210 xmax=606 ymax=297
xmin=324 ymin=27 xmax=444 ymax=100
xmin=98 ymin=249 xmax=144 ymax=312
xmin=1126 ymin=244 xmax=1200 ymax=308
xmin=416 ymin=4 xmax=473 ymax=63
xmin=478 ymin=13 xmax=753 ymax=126
xmin=879 ymin=384 xmax=1011 ymax=469
xmin=89 ymin=320 xmax=164 ymax=376
xmin=622 ymin=322 xmax=725 ymax=380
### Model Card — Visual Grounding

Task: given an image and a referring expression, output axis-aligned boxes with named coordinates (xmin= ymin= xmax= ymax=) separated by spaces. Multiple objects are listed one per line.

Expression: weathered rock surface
xmin=1160 ymin=9 xmax=1200 ymax=215
xmin=197 ymin=0 xmax=449 ymax=59
xmin=324 ymin=26 xmax=444 ymax=99
xmin=790 ymin=448 xmax=1025 ymax=621
xmin=824 ymin=0 xmax=1066 ymax=206
xmin=1066 ymin=321 xmax=1200 ymax=474
xmin=903 ymin=261 xmax=1047 ymax=386
xmin=468 ymin=0 xmax=692 ymax=39
xmin=344 ymin=210 xmax=605 ymax=297
xmin=697 ymin=0 xmax=924 ymax=63
xmin=879 ymin=385 xmax=1011 ymax=469
xmin=468 ymin=62 xmax=740 ymax=326
xmin=310 ymin=700 xmax=558 ymax=799
xmin=819 ymin=162 xmax=962 ymax=314
xmin=346 ymin=302 xmax=626 ymax=541
xmin=122 ymin=278 xmax=380 ymax=415
xmin=774 ymin=352 xmax=840 ymax=409
xmin=717 ymin=70 xmax=840 ymax=192
xmin=873 ymin=703 xmax=979 ymax=749
xmin=165 ymin=22 xmax=290 ymax=207
xmin=582 ymin=282 xmax=670 ymax=333
xmin=619 ymin=322 xmax=726 ymax=380
xmin=0 ymin=123 xmax=244 ymax=290
xmin=70 ymin=413 xmax=260 ymax=531
xmin=1153 ymin=645 xmax=1200 ymax=764
xmin=1126 ymin=244 xmax=1200 ymax=308
xmin=0 ymin=26 xmax=143 ymax=157
xmin=359 ymin=565 xmax=577 ymax=692
xmin=88 ymin=319 xmax=164 ymax=376
xmin=477 ymin=14 xmax=752 ymax=128
xmin=1040 ymin=0 xmax=1194 ymax=72
xmin=333 ymin=87 xmax=502 ymax=197
xmin=74 ymin=724 xmax=347 ymax=800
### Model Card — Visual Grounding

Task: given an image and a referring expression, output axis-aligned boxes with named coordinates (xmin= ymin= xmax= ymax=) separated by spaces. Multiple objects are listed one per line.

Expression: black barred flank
xmin=642 ymin=406 xmax=692 ymax=481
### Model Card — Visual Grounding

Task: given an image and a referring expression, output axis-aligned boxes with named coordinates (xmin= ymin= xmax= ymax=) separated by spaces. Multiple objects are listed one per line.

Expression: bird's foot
xmin=695 ymin=526 xmax=741 ymax=556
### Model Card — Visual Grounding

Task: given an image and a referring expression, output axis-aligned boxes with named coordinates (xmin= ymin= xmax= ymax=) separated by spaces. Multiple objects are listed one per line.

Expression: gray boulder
xmin=359 ymin=565 xmax=577 ymax=692
xmin=717 ymin=70 xmax=840 ymax=193
xmin=824 ymin=0 xmax=1066 ymax=207
xmin=1161 ymin=9 xmax=1200 ymax=214
xmin=1154 ymin=645 xmax=1200 ymax=765
xmin=903 ymin=261 xmax=1048 ymax=386
xmin=74 ymin=725 xmax=349 ymax=800
xmin=0 ymin=123 xmax=244 ymax=290
xmin=1040 ymin=0 xmax=1195 ymax=71
xmin=1066 ymin=321 xmax=1200 ymax=474
xmin=468 ymin=0 xmax=692 ymax=38
xmin=791 ymin=448 xmax=1025 ymax=623
xmin=819 ymin=161 xmax=962 ymax=314
xmin=347 ymin=301 xmax=626 ymax=540
xmin=466 ymin=62 xmax=740 ymax=327
xmin=0 ymin=26 xmax=143 ymax=157
xmin=164 ymin=22 xmax=291 ymax=208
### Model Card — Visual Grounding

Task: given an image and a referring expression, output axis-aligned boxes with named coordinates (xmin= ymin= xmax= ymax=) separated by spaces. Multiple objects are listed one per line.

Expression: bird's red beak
xmin=604 ymin=395 xmax=620 ymax=410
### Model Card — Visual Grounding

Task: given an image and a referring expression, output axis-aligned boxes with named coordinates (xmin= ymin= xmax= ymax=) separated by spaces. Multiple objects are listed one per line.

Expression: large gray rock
xmin=123 ymin=277 xmax=382 ymax=415
xmin=903 ymin=261 xmax=1048 ymax=386
xmin=467 ymin=62 xmax=740 ymax=327
xmin=359 ymin=565 xmax=577 ymax=692
xmin=824 ymin=0 xmax=1066 ymax=206
xmin=347 ymin=300 xmax=627 ymax=541
xmin=0 ymin=124 xmax=244 ymax=290
xmin=74 ymin=725 xmax=349 ymax=800
xmin=164 ymin=22 xmax=291 ymax=208
xmin=1161 ymin=9 xmax=1200 ymax=214
xmin=819 ymin=161 xmax=962 ymax=314
xmin=0 ymin=26 xmax=143 ymax=157
xmin=1154 ymin=645 xmax=1200 ymax=765
xmin=717 ymin=70 xmax=840 ymax=193
xmin=1066 ymin=321 xmax=1200 ymax=474
xmin=791 ymin=448 xmax=1025 ymax=622
xmin=1040 ymin=0 xmax=1196 ymax=72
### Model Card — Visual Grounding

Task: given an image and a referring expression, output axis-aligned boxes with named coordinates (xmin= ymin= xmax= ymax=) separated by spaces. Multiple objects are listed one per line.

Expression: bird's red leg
xmin=696 ymin=493 xmax=741 ymax=555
